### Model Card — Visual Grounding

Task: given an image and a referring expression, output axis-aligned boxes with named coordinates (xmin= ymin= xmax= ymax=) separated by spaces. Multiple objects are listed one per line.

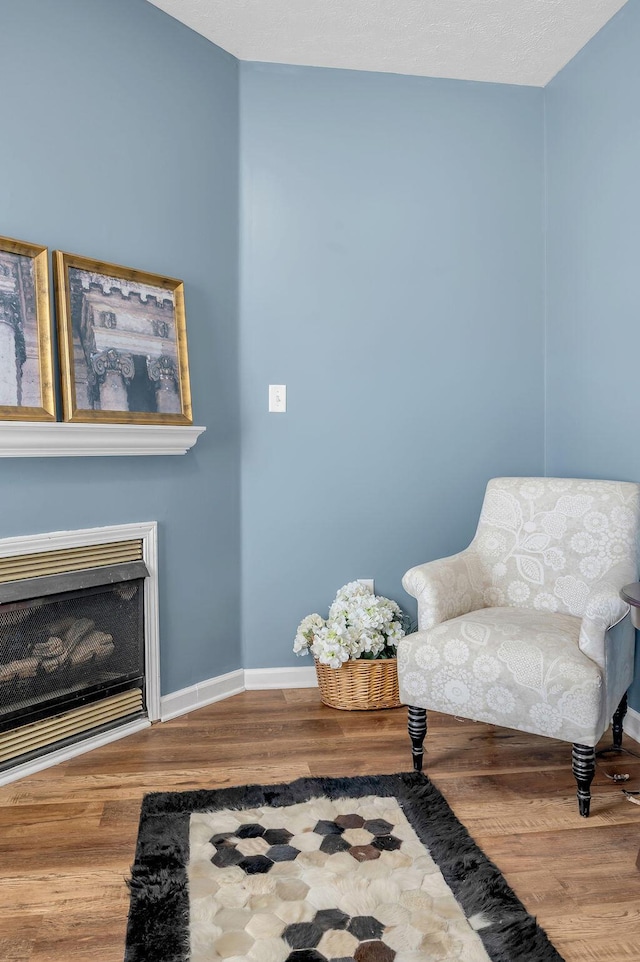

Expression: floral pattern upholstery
xmin=398 ymin=478 xmax=640 ymax=746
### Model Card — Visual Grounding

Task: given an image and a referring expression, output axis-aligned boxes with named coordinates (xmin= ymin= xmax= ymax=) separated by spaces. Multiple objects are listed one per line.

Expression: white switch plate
xmin=268 ymin=384 xmax=286 ymax=413
xmin=358 ymin=579 xmax=374 ymax=593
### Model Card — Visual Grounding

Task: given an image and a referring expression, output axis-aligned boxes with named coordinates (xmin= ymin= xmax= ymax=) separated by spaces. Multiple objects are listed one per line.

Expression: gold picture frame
xmin=54 ymin=251 xmax=193 ymax=425
xmin=0 ymin=235 xmax=55 ymax=421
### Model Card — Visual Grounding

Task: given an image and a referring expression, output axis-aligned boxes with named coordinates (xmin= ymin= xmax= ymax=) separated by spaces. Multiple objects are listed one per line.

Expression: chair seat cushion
xmin=397 ymin=607 xmax=604 ymax=745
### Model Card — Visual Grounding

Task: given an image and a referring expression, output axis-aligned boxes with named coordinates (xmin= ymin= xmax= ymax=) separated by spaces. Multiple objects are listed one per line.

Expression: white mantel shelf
xmin=0 ymin=421 xmax=206 ymax=457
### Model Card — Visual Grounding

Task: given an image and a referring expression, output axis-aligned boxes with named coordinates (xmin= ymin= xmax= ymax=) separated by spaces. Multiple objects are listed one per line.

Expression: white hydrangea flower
xmin=294 ymin=582 xmax=406 ymax=667
xmin=312 ymin=633 xmax=351 ymax=669
xmin=293 ymin=613 xmax=325 ymax=654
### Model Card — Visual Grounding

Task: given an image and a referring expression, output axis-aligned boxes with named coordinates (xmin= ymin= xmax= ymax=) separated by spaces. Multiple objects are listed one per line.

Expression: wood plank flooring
xmin=1 ymin=688 xmax=640 ymax=961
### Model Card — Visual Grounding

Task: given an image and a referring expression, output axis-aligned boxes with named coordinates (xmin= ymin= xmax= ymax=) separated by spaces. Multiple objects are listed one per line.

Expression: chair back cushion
xmin=474 ymin=478 xmax=640 ymax=618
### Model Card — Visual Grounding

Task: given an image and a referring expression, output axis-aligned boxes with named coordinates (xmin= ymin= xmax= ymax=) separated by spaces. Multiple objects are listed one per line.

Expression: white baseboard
xmin=244 ymin=666 xmax=318 ymax=690
xmin=160 ymin=668 xmax=245 ymax=721
xmin=0 ymin=717 xmax=151 ymax=787
xmin=159 ymin=666 xmax=316 ymax=718
xmin=625 ymin=706 xmax=640 ymax=744
xmin=159 ymin=666 xmax=317 ymax=719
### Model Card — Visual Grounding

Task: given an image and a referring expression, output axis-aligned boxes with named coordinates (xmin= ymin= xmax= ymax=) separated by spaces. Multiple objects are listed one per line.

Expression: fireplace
xmin=0 ymin=523 xmax=159 ymax=782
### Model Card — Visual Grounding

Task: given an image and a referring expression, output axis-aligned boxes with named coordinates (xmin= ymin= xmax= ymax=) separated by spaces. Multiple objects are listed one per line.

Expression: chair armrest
xmin=578 ymin=562 xmax=634 ymax=668
xmin=402 ymin=548 xmax=487 ymax=630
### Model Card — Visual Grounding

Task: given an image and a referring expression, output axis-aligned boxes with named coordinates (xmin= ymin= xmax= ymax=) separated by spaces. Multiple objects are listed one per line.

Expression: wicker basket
xmin=314 ymin=658 xmax=401 ymax=710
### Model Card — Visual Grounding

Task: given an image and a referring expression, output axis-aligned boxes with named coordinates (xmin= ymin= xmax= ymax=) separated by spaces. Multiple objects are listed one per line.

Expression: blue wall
xmin=0 ymin=0 xmax=241 ymax=692
xmin=240 ymin=64 xmax=545 ymax=668
xmin=545 ymin=0 xmax=640 ymax=708
xmin=6 ymin=0 xmax=639 ymax=708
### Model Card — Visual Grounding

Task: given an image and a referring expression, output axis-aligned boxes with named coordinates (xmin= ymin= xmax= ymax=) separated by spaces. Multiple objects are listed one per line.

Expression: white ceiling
xmin=146 ymin=0 xmax=628 ymax=87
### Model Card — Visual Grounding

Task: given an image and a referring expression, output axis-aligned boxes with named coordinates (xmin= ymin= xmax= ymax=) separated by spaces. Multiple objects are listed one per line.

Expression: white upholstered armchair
xmin=397 ymin=477 xmax=640 ymax=816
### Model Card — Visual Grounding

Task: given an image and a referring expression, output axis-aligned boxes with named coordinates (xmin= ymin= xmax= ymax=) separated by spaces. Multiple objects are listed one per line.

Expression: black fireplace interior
xmin=0 ymin=561 xmax=147 ymax=741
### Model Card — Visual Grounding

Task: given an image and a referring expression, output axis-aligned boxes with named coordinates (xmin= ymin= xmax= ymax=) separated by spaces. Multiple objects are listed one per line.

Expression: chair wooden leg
xmin=572 ymin=743 xmax=596 ymax=817
xmin=612 ymin=693 xmax=628 ymax=750
xmin=408 ymin=706 xmax=427 ymax=773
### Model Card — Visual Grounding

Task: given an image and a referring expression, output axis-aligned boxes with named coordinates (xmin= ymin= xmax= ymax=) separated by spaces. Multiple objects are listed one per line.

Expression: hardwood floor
xmin=1 ymin=688 xmax=640 ymax=961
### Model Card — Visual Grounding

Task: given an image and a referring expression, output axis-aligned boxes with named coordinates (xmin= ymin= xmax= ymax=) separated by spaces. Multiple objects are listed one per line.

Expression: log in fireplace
xmin=0 ymin=540 xmax=151 ymax=773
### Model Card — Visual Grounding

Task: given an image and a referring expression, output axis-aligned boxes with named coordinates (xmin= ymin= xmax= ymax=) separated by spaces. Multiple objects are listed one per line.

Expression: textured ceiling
xmin=146 ymin=0 xmax=628 ymax=86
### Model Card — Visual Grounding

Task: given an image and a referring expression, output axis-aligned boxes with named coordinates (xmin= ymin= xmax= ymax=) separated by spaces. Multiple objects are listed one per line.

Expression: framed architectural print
xmin=0 ymin=235 xmax=55 ymax=421
xmin=53 ymin=251 xmax=193 ymax=425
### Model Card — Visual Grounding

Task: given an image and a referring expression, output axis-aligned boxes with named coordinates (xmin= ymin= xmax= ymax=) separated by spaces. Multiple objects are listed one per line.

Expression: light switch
xmin=269 ymin=384 xmax=286 ymax=413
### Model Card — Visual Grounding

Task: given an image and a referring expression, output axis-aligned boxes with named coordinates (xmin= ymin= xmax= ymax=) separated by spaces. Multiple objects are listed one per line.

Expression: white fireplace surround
xmin=0 ymin=521 xmax=160 ymax=786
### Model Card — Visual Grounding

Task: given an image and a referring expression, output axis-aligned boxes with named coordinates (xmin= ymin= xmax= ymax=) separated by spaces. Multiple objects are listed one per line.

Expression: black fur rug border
xmin=125 ymin=771 xmax=564 ymax=962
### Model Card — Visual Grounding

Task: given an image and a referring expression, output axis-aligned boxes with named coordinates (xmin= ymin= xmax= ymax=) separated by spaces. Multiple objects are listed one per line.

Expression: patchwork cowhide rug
xmin=125 ymin=772 xmax=563 ymax=962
